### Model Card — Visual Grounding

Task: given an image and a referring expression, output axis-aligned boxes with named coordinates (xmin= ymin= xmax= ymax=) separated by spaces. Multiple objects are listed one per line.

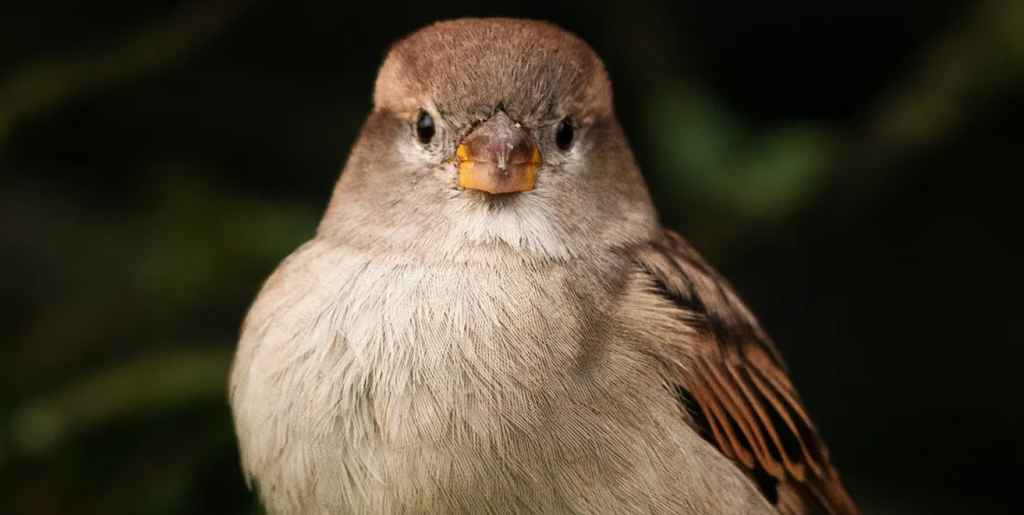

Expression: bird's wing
xmin=632 ymin=229 xmax=859 ymax=515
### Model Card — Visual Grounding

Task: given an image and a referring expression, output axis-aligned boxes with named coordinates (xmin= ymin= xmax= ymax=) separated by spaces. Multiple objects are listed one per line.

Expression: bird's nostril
xmin=508 ymin=139 xmax=536 ymax=165
xmin=496 ymin=149 xmax=509 ymax=171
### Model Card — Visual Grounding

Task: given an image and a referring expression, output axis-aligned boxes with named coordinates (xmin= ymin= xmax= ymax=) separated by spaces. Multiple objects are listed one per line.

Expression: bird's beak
xmin=456 ymin=111 xmax=541 ymax=194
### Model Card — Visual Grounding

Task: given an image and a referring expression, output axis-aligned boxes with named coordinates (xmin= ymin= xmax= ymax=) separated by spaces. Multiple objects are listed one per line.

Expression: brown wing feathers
xmin=639 ymin=230 xmax=859 ymax=515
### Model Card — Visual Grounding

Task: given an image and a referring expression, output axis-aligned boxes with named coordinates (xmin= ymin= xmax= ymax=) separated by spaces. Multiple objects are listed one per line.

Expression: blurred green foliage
xmin=2 ymin=1 xmax=1021 ymax=514
xmin=649 ymin=86 xmax=833 ymax=219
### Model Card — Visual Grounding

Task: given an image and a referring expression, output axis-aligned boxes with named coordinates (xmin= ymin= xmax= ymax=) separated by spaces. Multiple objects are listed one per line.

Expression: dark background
xmin=2 ymin=1 xmax=1020 ymax=514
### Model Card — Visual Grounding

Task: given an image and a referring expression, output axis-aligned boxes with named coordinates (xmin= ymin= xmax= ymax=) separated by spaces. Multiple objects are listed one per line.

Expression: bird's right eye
xmin=416 ymin=111 xmax=435 ymax=144
xmin=555 ymin=116 xmax=574 ymax=151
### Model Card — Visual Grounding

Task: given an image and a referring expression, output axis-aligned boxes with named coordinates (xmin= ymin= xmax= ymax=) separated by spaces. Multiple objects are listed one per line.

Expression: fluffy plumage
xmin=230 ymin=18 xmax=858 ymax=514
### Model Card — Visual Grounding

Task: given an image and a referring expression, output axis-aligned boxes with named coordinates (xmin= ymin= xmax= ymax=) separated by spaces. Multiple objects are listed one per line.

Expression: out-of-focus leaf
xmin=11 ymin=167 xmax=318 ymax=383
xmin=649 ymin=86 xmax=833 ymax=219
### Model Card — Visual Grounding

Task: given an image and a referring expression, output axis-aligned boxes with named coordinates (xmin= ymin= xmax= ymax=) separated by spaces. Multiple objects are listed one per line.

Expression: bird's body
xmin=230 ymin=18 xmax=858 ymax=515
xmin=232 ymin=239 xmax=771 ymax=514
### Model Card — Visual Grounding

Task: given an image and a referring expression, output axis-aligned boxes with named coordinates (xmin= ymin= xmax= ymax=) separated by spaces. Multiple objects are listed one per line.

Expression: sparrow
xmin=229 ymin=18 xmax=859 ymax=515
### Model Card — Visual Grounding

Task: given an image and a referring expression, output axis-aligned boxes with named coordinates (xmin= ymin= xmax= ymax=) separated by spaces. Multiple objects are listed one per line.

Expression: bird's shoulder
xmin=619 ymin=229 xmax=859 ymax=515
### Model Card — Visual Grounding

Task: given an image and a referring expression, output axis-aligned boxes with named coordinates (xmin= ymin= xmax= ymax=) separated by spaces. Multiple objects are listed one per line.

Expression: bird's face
xmin=320 ymin=19 xmax=658 ymax=260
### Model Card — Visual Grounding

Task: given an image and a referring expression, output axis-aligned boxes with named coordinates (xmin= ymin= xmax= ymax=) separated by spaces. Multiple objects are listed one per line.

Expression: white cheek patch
xmin=396 ymin=137 xmax=431 ymax=167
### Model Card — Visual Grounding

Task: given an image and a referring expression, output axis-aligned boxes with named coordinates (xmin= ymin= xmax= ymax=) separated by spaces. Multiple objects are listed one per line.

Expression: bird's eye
xmin=415 ymin=111 xmax=435 ymax=144
xmin=555 ymin=117 xmax=574 ymax=151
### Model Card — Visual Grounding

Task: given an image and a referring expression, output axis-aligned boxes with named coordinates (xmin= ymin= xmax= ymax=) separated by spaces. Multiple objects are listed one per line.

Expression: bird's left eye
xmin=416 ymin=111 xmax=435 ymax=144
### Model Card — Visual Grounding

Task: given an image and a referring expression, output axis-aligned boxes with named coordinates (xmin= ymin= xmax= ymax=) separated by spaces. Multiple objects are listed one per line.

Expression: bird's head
xmin=320 ymin=18 xmax=658 ymax=261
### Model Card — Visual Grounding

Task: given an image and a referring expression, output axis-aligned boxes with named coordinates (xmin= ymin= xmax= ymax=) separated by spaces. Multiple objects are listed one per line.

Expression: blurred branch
xmin=0 ymin=1 xmax=248 ymax=146
xmin=827 ymin=0 xmax=1024 ymax=211
xmin=866 ymin=0 xmax=1024 ymax=150
xmin=9 ymin=348 xmax=231 ymax=455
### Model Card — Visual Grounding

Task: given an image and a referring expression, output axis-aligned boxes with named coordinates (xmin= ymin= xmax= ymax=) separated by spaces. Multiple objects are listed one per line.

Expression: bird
xmin=229 ymin=18 xmax=859 ymax=515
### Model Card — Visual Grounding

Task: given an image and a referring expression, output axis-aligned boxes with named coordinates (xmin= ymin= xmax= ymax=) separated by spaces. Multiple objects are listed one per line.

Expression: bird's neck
xmin=321 ymin=239 xmax=626 ymax=396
